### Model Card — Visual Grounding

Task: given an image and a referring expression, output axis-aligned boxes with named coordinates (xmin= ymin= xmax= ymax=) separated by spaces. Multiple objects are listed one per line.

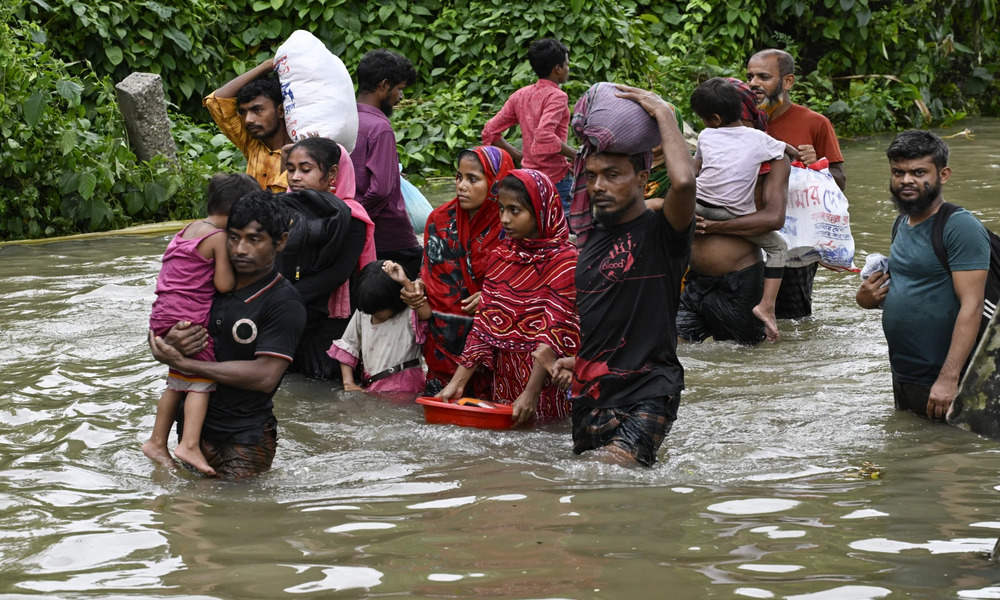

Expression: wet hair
xmin=206 ymin=173 xmax=261 ymax=216
xmin=751 ymin=49 xmax=795 ymax=77
xmin=235 ymin=73 xmax=283 ymax=110
xmin=497 ymin=174 xmax=532 ymax=210
xmin=356 ymin=49 xmax=416 ymax=93
xmin=227 ymin=190 xmax=288 ymax=245
xmin=690 ymin=77 xmax=742 ymax=124
xmin=288 ymin=137 xmax=341 ymax=176
xmin=886 ymin=130 xmax=950 ymax=170
xmin=527 ymin=38 xmax=569 ymax=78
xmin=354 ymin=259 xmax=407 ymax=316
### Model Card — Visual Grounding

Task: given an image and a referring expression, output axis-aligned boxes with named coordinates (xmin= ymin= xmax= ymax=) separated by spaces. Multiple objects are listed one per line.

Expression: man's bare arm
xmin=699 ymin=157 xmax=789 ymax=236
xmin=149 ymin=332 xmax=290 ymax=394
xmin=214 ymin=58 xmax=274 ymax=99
xmin=929 ymin=269 xmax=987 ymax=418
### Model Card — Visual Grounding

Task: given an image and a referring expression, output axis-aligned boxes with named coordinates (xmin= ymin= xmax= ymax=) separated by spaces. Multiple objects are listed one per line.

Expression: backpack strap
xmin=891 ymin=214 xmax=904 ymax=242
xmin=930 ymin=201 xmax=960 ymax=273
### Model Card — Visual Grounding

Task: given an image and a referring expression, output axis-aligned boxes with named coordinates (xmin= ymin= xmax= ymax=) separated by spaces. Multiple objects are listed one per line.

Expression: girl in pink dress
xmin=143 ymin=173 xmax=258 ymax=475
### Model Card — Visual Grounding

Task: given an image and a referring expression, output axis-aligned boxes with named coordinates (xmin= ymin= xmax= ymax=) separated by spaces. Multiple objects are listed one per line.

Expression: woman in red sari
xmin=418 ymin=146 xmax=514 ymax=396
xmin=439 ymin=169 xmax=580 ymax=423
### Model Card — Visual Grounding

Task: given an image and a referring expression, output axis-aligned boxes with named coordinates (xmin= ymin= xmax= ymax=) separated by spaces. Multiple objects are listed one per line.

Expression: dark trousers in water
xmin=290 ymin=317 xmax=349 ymax=380
xmin=892 ymin=377 xmax=935 ymax=419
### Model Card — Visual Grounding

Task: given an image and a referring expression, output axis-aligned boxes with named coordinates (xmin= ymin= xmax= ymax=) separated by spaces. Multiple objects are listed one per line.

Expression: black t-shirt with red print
xmin=573 ymin=209 xmax=693 ymax=409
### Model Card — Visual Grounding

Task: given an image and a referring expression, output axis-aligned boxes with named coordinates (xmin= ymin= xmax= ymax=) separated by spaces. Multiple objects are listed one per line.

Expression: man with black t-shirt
xmin=560 ymin=85 xmax=696 ymax=466
xmin=150 ymin=192 xmax=306 ymax=479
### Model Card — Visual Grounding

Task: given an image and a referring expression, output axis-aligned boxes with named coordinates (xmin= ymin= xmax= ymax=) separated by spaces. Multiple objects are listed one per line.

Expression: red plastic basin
xmin=415 ymin=396 xmax=515 ymax=429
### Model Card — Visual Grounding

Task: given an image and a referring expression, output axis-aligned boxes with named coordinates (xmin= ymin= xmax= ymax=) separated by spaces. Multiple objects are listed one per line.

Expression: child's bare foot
xmin=752 ymin=304 xmax=780 ymax=342
xmin=141 ymin=440 xmax=177 ymax=470
xmin=174 ymin=444 xmax=216 ymax=476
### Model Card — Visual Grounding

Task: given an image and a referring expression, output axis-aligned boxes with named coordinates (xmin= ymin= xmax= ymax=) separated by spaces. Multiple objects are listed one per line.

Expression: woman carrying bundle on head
xmin=438 ymin=169 xmax=579 ymax=424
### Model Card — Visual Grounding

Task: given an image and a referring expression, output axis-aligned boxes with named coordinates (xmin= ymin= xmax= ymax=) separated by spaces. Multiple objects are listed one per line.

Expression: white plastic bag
xmin=273 ymin=30 xmax=358 ymax=153
xmin=779 ymin=160 xmax=856 ymax=271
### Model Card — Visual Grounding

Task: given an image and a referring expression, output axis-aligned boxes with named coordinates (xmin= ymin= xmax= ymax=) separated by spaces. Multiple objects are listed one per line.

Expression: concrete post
xmin=114 ymin=72 xmax=177 ymax=162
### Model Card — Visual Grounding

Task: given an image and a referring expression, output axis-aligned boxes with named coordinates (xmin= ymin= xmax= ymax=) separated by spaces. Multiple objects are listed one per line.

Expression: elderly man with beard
xmin=857 ymin=130 xmax=988 ymax=420
xmin=204 ymin=59 xmax=294 ymax=192
xmin=742 ymin=49 xmax=846 ymax=320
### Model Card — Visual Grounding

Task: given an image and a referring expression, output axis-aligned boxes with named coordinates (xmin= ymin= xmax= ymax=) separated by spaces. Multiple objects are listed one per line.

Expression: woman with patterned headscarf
xmin=438 ymin=169 xmax=580 ymax=423
xmin=415 ymin=146 xmax=514 ymax=397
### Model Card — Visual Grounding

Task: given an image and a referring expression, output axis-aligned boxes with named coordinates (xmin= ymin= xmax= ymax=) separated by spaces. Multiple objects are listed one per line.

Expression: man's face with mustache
xmin=889 ymin=156 xmax=950 ymax=216
xmin=238 ymin=96 xmax=283 ymax=141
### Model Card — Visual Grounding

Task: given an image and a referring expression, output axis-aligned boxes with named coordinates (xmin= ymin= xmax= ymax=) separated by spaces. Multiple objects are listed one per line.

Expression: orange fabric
xmin=203 ymin=93 xmax=288 ymax=192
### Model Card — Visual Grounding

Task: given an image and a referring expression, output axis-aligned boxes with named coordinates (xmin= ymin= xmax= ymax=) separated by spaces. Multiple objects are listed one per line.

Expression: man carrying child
xmin=150 ymin=192 xmax=306 ymax=480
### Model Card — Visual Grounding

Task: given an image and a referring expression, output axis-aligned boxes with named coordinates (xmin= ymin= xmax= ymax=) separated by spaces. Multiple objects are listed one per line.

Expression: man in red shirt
xmin=481 ymin=38 xmax=577 ymax=211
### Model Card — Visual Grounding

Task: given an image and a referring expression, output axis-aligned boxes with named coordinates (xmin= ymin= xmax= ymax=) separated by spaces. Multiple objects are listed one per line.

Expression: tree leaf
xmin=105 ymin=45 xmax=124 ymax=66
xmin=163 ymin=28 xmax=193 ymax=52
xmin=55 ymin=80 xmax=83 ymax=104
xmin=22 ymin=91 xmax=46 ymax=128
xmin=78 ymin=172 xmax=98 ymax=200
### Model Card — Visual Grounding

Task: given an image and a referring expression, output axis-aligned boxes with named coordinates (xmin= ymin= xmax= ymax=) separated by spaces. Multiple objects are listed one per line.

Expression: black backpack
xmin=276 ymin=189 xmax=352 ymax=282
xmin=891 ymin=201 xmax=1000 ymax=346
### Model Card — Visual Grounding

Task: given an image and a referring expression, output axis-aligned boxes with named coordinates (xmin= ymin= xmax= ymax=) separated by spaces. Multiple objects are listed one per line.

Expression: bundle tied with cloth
xmin=568 ymin=82 xmax=674 ymax=245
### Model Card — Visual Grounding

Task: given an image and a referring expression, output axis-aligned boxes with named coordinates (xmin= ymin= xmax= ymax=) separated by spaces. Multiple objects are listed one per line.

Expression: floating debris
xmin=845 ymin=462 xmax=883 ymax=479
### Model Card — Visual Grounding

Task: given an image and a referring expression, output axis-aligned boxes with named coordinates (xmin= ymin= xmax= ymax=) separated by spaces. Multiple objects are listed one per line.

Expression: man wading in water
xmin=558 ymin=85 xmax=696 ymax=467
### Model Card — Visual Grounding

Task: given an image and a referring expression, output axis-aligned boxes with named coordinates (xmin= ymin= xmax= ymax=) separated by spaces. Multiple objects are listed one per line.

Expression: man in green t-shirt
xmin=856 ymin=130 xmax=989 ymax=420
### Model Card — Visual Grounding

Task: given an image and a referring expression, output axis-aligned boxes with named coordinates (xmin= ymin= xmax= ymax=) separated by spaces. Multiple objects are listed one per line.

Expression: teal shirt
xmin=882 ymin=207 xmax=990 ymax=385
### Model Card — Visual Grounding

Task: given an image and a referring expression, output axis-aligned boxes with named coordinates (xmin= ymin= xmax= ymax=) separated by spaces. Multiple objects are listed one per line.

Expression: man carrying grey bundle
xmin=556 ymin=83 xmax=696 ymax=467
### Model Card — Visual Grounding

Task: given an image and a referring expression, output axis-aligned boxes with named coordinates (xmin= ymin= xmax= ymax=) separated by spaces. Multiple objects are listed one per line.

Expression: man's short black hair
xmin=356 ymin=49 xmax=416 ymax=94
xmin=235 ymin=73 xmax=283 ymax=109
xmin=690 ymin=77 xmax=742 ymax=124
xmin=206 ymin=173 xmax=261 ymax=216
xmin=228 ymin=190 xmax=288 ymax=245
xmin=752 ymin=49 xmax=796 ymax=77
xmin=289 ymin=137 xmax=342 ymax=176
xmin=354 ymin=259 xmax=406 ymax=316
xmin=886 ymin=130 xmax=950 ymax=170
xmin=527 ymin=38 xmax=568 ymax=78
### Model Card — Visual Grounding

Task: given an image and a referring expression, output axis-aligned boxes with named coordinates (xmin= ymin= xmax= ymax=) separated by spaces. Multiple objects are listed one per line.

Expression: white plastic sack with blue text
xmin=779 ymin=161 xmax=856 ymax=271
xmin=273 ymin=30 xmax=358 ymax=153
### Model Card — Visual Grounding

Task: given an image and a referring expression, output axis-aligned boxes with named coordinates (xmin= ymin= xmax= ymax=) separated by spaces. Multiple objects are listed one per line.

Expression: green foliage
xmin=5 ymin=0 xmax=1000 ymax=239
xmin=0 ymin=9 xmax=210 ymax=240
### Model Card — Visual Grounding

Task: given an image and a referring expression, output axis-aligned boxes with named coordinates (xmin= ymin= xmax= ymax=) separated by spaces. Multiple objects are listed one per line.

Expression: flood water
xmin=2 ymin=121 xmax=1000 ymax=599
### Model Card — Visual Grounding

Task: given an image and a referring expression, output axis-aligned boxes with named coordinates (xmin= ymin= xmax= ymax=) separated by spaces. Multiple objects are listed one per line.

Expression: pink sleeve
xmin=328 ymin=342 xmax=358 ymax=367
xmin=409 ymin=308 xmax=428 ymax=344
xmin=481 ymin=96 xmax=519 ymax=145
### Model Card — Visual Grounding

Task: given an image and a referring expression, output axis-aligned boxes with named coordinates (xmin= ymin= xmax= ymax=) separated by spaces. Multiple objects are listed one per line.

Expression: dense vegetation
xmin=2 ymin=0 xmax=998 ymax=239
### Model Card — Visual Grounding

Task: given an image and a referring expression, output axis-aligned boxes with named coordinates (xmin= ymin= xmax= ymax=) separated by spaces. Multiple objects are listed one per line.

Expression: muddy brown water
xmin=2 ymin=121 xmax=1000 ymax=599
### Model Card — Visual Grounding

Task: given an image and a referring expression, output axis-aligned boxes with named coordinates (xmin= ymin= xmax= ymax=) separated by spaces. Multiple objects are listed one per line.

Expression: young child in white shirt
xmin=690 ymin=77 xmax=792 ymax=342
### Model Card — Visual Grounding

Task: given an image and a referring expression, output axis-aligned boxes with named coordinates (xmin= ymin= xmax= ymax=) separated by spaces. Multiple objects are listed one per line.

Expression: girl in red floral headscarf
xmin=439 ymin=169 xmax=580 ymax=423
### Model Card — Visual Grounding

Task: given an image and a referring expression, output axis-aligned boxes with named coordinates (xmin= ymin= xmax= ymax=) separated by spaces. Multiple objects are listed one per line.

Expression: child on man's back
xmin=690 ymin=77 xmax=791 ymax=342
xmin=481 ymin=38 xmax=577 ymax=212
xmin=142 ymin=173 xmax=260 ymax=475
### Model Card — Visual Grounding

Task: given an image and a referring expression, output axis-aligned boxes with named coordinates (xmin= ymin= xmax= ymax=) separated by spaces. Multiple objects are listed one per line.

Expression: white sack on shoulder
xmin=274 ymin=30 xmax=358 ymax=153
